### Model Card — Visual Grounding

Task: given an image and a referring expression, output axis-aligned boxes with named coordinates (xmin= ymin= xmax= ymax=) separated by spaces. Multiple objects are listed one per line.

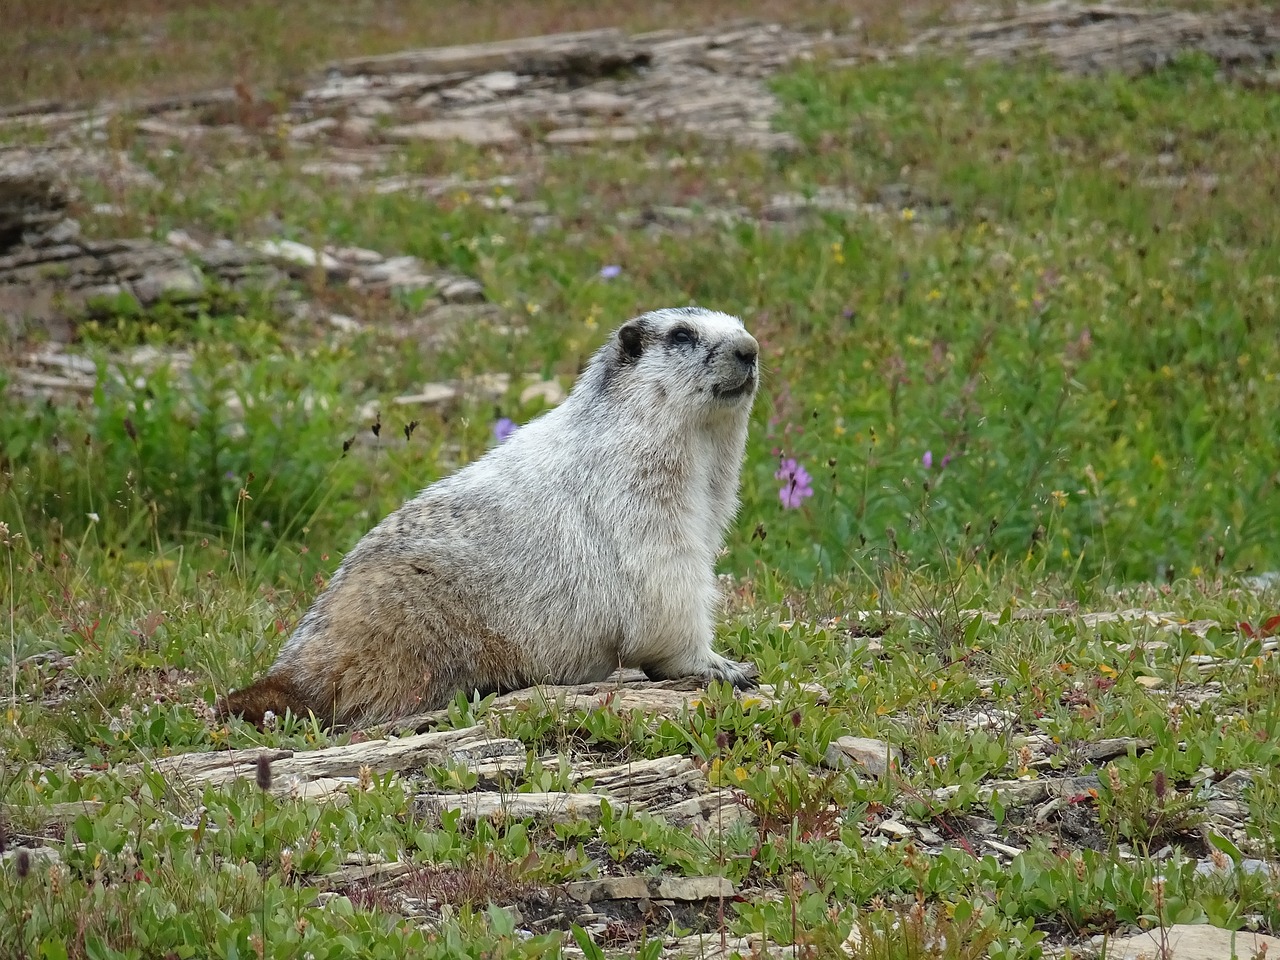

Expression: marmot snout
xmin=218 ymin=307 xmax=761 ymax=729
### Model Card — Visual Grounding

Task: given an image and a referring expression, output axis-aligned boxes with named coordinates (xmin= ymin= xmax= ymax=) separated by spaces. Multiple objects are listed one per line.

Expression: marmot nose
xmin=735 ymin=344 xmax=758 ymax=368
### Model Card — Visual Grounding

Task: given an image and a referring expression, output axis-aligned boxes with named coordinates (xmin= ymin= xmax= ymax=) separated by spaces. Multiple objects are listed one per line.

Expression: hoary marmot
xmin=218 ymin=307 xmax=761 ymax=728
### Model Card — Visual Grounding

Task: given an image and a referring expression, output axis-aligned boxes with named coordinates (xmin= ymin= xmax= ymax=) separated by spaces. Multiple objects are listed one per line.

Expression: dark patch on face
xmin=702 ymin=342 xmax=720 ymax=366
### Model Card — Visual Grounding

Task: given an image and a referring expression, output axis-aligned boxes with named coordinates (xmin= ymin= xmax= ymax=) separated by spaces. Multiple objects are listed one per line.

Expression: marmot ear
xmin=618 ymin=319 xmax=647 ymax=361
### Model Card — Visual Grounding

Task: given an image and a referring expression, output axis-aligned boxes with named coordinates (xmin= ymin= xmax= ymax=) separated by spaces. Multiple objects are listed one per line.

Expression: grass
xmin=3 ymin=5 xmax=1280 ymax=959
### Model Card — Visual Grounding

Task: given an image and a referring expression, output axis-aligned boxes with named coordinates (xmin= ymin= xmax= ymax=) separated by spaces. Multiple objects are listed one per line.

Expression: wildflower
xmin=921 ymin=450 xmax=933 ymax=469
xmin=940 ymin=453 xmax=953 ymax=469
xmin=599 ymin=264 xmax=621 ymax=280
xmin=774 ymin=458 xmax=814 ymax=510
xmin=493 ymin=418 xmax=517 ymax=443
xmin=16 ymin=848 xmax=30 ymax=879
xmin=1051 ymin=490 xmax=1068 ymax=508
xmin=900 ymin=208 xmax=916 ymax=222
xmin=997 ymin=99 xmax=1012 ymax=114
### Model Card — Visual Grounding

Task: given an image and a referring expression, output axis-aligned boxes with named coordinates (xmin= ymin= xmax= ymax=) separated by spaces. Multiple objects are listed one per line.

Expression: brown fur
xmin=216 ymin=673 xmax=329 ymax=728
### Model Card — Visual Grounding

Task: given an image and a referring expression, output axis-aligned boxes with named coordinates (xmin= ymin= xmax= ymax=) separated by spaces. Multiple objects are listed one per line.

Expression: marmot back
xmin=218 ymin=307 xmax=761 ymax=728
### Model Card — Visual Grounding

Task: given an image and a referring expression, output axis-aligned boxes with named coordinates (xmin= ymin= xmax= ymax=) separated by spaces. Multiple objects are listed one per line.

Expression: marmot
xmin=218 ymin=307 xmax=761 ymax=729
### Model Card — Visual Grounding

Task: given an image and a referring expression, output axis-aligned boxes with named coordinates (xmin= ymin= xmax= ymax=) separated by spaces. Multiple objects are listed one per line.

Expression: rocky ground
xmin=3 ymin=2 xmax=1277 ymax=401
xmin=3 ymin=4 xmax=1280 ymax=958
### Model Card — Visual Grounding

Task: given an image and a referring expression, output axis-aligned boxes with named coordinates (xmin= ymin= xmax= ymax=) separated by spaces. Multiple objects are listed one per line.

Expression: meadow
xmin=2 ymin=1 xmax=1279 ymax=957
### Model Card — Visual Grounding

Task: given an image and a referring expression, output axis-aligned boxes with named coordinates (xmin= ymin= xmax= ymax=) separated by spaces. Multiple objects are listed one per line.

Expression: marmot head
xmin=590 ymin=308 xmax=759 ymax=421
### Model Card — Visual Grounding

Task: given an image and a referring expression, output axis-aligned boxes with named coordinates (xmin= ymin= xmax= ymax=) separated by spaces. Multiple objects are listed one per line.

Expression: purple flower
xmin=941 ymin=452 xmax=953 ymax=469
xmin=599 ymin=264 xmax=622 ymax=280
xmin=774 ymin=458 xmax=814 ymax=510
xmin=493 ymin=417 xmax=517 ymax=443
xmin=922 ymin=450 xmax=933 ymax=469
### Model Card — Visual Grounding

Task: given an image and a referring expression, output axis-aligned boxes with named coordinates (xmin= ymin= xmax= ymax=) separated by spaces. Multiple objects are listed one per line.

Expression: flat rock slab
xmin=1106 ymin=924 xmax=1280 ymax=960
xmin=146 ymin=723 xmax=522 ymax=787
xmin=564 ymin=875 xmax=734 ymax=903
xmin=415 ymin=790 xmax=618 ymax=824
xmin=387 ymin=119 xmax=521 ymax=146
xmin=823 ymin=735 xmax=900 ymax=777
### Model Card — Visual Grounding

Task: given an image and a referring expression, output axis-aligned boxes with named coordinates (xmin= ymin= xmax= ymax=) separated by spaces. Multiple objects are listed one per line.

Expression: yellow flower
xmin=1051 ymin=490 xmax=1068 ymax=508
xmin=927 ymin=288 xmax=942 ymax=301
xmin=900 ymin=208 xmax=916 ymax=222
xmin=997 ymin=99 xmax=1012 ymax=114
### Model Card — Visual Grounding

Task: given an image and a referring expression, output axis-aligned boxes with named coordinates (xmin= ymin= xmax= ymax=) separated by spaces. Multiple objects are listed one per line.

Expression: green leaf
xmin=1206 ymin=831 xmax=1243 ymax=864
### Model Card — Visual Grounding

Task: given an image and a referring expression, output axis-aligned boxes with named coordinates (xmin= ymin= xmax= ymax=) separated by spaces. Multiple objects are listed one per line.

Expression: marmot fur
xmin=218 ymin=307 xmax=760 ymax=728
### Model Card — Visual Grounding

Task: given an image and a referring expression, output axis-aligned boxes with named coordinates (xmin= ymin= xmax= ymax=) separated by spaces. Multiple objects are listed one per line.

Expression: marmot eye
xmin=668 ymin=328 xmax=697 ymax=348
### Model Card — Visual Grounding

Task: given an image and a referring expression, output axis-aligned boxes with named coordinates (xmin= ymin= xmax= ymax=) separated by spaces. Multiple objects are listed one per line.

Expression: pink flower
xmin=774 ymin=458 xmax=814 ymax=509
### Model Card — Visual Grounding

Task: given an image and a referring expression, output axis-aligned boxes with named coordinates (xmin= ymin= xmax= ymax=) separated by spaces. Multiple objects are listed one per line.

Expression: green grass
xmin=2 ymin=38 xmax=1280 ymax=960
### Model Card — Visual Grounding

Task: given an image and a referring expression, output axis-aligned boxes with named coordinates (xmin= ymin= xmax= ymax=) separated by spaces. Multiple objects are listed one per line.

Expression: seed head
xmin=255 ymin=754 xmax=273 ymax=792
xmin=15 ymin=847 xmax=31 ymax=879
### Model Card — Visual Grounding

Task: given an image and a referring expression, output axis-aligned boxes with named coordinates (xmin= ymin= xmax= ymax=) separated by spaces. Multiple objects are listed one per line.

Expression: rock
xmin=328 ymin=29 xmax=649 ymax=81
xmin=416 ymin=791 xmax=618 ymax=824
xmin=1 ymin=846 xmax=63 ymax=870
xmin=544 ymin=126 xmax=641 ymax=145
xmin=571 ymin=90 xmax=632 ymax=116
xmin=289 ymin=117 xmax=339 ymax=141
xmin=822 ymin=736 xmax=900 ymax=777
xmin=131 ymin=265 xmax=204 ymax=303
xmin=339 ymin=116 xmax=378 ymax=141
xmin=519 ymin=379 xmax=567 ymax=407
xmin=144 ymin=724 xmax=525 ymax=786
xmin=564 ymin=875 xmax=733 ymax=903
xmin=250 ymin=239 xmax=341 ymax=272
xmin=386 ymin=119 xmax=520 ymax=147
xmin=658 ymin=791 xmax=755 ymax=833
xmin=394 ymin=383 xmax=461 ymax=407
xmin=353 ymin=97 xmax=396 ymax=117
xmin=299 ymin=160 xmax=367 ymax=180
xmin=876 ymin=819 xmax=913 ymax=840
xmin=1105 ymin=924 xmax=1280 ymax=960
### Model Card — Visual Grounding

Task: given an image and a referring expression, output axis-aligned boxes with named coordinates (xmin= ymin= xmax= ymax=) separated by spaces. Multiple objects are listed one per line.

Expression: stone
xmin=564 ymin=875 xmax=733 ymax=903
xmin=394 ymin=383 xmax=461 ymax=407
xmin=288 ymin=117 xmax=339 ymax=140
xmin=544 ymin=126 xmax=641 ymax=146
xmin=572 ymin=90 xmax=632 ymax=116
xmin=822 ymin=736 xmax=900 ymax=777
xmin=1105 ymin=924 xmax=1280 ymax=960
xmin=416 ymin=791 xmax=618 ymax=824
xmin=131 ymin=265 xmax=204 ymax=303
xmin=876 ymin=819 xmax=913 ymax=840
xmin=386 ymin=119 xmax=520 ymax=147
xmin=519 ymin=378 xmax=567 ymax=407
xmin=250 ymin=239 xmax=341 ymax=271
